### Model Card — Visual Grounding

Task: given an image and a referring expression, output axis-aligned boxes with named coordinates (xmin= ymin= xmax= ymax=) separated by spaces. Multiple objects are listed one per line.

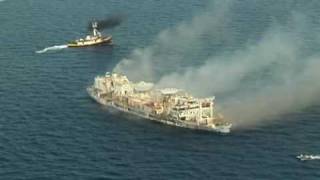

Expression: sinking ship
xmin=87 ymin=72 xmax=232 ymax=133
xmin=67 ymin=22 xmax=112 ymax=47
xmin=297 ymin=154 xmax=320 ymax=161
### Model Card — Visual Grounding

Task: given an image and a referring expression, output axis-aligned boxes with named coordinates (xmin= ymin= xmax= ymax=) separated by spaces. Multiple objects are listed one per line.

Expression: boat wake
xmin=35 ymin=45 xmax=68 ymax=54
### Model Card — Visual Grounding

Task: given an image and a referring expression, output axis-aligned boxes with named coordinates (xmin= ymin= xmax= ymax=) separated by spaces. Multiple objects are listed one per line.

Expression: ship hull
xmin=67 ymin=36 xmax=112 ymax=47
xmin=87 ymin=87 xmax=231 ymax=133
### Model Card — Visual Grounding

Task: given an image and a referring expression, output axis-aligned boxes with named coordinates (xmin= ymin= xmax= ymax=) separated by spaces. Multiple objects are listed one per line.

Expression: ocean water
xmin=1 ymin=0 xmax=320 ymax=179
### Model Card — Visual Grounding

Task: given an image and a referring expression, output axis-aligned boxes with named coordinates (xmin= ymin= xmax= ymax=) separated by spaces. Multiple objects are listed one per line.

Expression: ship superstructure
xmin=87 ymin=72 xmax=232 ymax=133
xmin=67 ymin=22 xmax=112 ymax=47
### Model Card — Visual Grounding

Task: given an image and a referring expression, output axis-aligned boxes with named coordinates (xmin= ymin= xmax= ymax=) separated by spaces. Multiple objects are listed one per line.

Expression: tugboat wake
xmin=35 ymin=45 xmax=68 ymax=54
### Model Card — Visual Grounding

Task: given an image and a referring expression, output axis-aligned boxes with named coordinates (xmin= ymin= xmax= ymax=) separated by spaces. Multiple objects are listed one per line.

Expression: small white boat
xmin=296 ymin=154 xmax=320 ymax=161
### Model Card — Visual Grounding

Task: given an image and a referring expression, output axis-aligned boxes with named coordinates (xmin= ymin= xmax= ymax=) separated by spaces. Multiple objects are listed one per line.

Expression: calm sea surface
xmin=1 ymin=0 xmax=320 ymax=179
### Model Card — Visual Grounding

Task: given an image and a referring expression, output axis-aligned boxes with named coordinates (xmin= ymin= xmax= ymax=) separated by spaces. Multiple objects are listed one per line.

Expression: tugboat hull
xmin=67 ymin=36 xmax=112 ymax=47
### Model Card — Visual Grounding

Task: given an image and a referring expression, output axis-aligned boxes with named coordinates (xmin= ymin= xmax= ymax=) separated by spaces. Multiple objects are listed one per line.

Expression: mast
xmin=92 ymin=21 xmax=101 ymax=37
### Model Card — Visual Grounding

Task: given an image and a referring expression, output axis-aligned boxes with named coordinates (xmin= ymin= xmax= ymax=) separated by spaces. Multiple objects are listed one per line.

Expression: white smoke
xmin=157 ymin=28 xmax=299 ymax=96
xmin=114 ymin=0 xmax=320 ymax=128
xmin=114 ymin=0 xmax=233 ymax=81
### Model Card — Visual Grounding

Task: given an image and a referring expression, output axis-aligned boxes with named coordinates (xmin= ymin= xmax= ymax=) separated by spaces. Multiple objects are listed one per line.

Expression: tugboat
xmin=67 ymin=22 xmax=112 ymax=47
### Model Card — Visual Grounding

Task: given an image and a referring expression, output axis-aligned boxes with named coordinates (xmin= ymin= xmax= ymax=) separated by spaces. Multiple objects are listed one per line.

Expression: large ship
xmin=87 ymin=72 xmax=232 ymax=133
xmin=67 ymin=22 xmax=112 ymax=47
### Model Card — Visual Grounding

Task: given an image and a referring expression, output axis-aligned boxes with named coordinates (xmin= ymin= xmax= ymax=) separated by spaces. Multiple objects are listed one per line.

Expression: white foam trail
xmin=36 ymin=45 xmax=68 ymax=54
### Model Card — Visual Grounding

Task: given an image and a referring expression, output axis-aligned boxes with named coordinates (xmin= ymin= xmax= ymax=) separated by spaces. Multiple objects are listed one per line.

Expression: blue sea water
xmin=1 ymin=0 xmax=320 ymax=179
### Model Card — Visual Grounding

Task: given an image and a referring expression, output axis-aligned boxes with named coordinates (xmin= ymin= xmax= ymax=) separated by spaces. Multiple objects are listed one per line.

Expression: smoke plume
xmin=88 ymin=14 xmax=125 ymax=31
xmin=114 ymin=0 xmax=320 ymax=128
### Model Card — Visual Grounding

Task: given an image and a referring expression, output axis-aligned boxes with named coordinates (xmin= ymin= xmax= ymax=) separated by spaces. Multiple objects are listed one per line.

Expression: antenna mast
xmin=92 ymin=21 xmax=101 ymax=37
